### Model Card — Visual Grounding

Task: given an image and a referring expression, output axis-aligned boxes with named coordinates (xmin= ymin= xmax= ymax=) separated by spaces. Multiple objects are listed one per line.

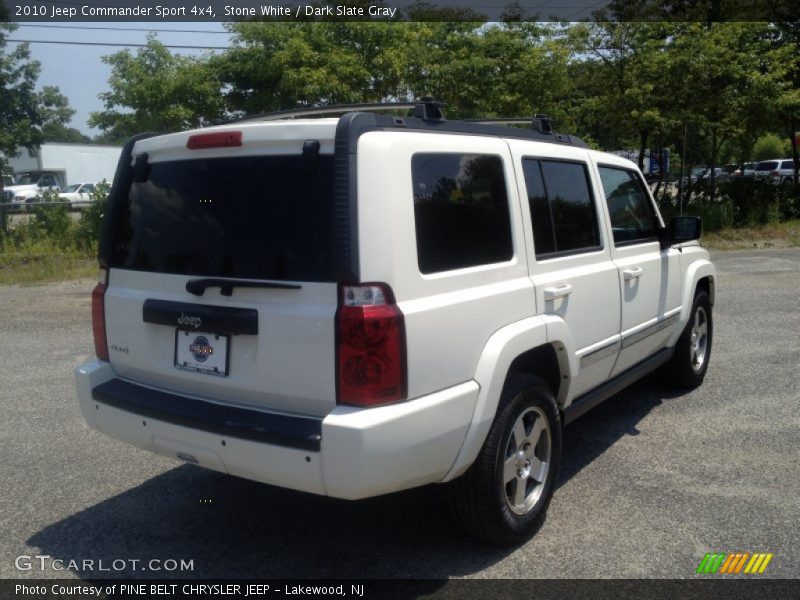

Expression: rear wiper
xmin=186 ymin=278 xmax=301 ymax=297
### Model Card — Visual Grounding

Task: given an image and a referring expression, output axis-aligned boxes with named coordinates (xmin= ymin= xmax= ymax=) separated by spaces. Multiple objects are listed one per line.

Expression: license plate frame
xmin=174 ymin=329 xmax=230 ymax=377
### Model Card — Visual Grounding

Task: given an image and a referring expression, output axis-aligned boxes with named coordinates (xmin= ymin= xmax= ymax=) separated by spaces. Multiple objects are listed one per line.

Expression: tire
xmin=661 ymin=289 xmax=712 ymax=388
xmin=447 ymin=372 xmax=562 ymax=546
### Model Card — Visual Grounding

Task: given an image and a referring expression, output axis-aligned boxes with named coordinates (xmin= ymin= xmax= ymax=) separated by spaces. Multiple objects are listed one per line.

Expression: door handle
xmin=623 ymin=267 xmax=644 ymax=281
xmin=544 ymin=283 xmax=573 ymax=300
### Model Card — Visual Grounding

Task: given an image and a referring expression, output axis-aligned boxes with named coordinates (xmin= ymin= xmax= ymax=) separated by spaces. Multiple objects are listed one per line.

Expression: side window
xmin=598 ymin=166 xmax=658 ymax=245
xmin=40 ymin=175 xmax=55 ymax=187
xmin=522 ymin=159 xmax=601 ymax=258
xmin=411 ymin=153 xmax=513 ymax=274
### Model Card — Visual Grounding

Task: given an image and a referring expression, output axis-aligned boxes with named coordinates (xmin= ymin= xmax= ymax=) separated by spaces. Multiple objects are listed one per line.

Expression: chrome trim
xmin=621 ymin=314 xmax=679 ymax=349
xmin=579 ymin=340 xmax=621 ymax=369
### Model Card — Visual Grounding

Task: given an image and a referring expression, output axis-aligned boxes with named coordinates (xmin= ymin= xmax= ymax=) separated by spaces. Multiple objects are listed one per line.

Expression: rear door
xmin=102 ymin=124 xmax=341 ymax=418
xmin=510 ymin=141 xmax=622 ymax=399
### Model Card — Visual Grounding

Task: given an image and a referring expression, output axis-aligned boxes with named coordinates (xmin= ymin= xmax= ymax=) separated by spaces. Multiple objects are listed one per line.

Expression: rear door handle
xmin=623 ymin=267 xmax=644 ymax=281
xmin=544 ymin=283 xmax=573 ymax=300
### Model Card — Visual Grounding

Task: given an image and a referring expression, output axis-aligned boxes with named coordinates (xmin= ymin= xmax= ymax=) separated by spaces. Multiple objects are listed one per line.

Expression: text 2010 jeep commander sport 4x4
xmin=75 ymin=100 xmax=715 ymax=545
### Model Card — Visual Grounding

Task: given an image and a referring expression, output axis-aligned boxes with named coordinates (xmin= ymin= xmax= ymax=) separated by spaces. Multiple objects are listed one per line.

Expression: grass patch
xmin=0 ymin=241 xmax=97 ymax=285
xmin=701 ymin=220 xmax=800 ymax=250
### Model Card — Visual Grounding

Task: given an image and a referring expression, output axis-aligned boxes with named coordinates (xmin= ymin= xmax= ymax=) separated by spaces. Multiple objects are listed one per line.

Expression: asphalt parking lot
xmin=1 ymin=248 xmax=798 ymax=581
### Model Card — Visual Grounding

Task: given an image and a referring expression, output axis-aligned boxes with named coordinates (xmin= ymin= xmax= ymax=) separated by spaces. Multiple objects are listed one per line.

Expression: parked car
xmin=75 ymin=100 xmax=715 ymax=545
xmin=680 ymin=166 xmax=723 ymax=188
xmin=59 ymin=182 xmax=97 ymax=208
xmin=734 ymin=162 xmax=758 ymax=177
xmin=754 ymin=158 xmax=798 ymax=185
xmin=4 ymin=172 xmax=61 ymax=209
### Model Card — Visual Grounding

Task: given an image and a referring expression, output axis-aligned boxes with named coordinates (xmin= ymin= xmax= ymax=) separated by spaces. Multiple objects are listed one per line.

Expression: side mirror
xmin=659 ymin=216 xmax=702 ymax=249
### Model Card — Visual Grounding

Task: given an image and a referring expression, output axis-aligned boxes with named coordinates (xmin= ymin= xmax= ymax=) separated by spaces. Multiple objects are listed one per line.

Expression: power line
xmin=7 ymin=38 xmax=230 ymax=50
xmin=19 ymin=23 xmax=230 ymax=35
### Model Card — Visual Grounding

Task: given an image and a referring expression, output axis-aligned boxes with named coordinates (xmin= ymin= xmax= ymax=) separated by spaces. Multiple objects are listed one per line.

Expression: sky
xmin=8 ymin=22 xmax=232 ymax=136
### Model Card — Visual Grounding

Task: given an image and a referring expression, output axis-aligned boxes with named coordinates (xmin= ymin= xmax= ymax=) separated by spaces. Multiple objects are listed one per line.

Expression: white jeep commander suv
xmin=75 ymin=100 xmax=715 ymax=545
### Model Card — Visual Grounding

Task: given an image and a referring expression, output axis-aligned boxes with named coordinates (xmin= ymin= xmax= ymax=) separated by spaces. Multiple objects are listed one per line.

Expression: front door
xmin=594 ymin=163 xmax=681 ymax=376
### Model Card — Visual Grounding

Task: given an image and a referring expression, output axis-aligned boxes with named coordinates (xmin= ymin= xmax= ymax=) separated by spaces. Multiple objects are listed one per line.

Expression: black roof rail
xmin=209 ymin=100 xmax=586 ymax=148
xmin=217 ymin=102 xmax=418 ymax=125
xmin=216 ymin=98 xmax=451 ymax=125
xmin=466 ymin=114 xmax=555 ymax=134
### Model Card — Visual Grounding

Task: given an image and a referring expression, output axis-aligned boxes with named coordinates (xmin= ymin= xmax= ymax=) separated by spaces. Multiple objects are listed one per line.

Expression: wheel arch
xmin=441 ymin=316 xmax=575 ymax=481
xmin=667 ymin=259 xmax=716 ymax=347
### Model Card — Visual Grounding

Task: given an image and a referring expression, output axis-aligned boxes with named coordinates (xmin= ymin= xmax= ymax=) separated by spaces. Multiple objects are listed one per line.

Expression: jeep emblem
xmin=177 ymin=312 xmax=202 ymax=329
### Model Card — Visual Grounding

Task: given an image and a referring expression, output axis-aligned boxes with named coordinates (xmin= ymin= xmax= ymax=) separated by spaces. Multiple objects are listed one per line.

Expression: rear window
xmin=107 ymin=155 xmax=336 ymax=282
xmin=755 ymin=161 xmax=779 ymax=171
xmin=522 ymin=159 xmax=601 ymax=258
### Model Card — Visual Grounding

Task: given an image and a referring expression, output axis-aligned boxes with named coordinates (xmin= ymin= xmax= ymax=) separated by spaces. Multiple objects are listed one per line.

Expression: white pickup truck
xmin=3 ymin=171 xmax=61 ymax=208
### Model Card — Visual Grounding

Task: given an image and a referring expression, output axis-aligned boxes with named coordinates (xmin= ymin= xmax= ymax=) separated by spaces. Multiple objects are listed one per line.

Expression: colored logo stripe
xmin=719 ymin=552 xmax=749 ymax=574
xmin=697 ymin=553 xmax=726 ymax=574
xmin=744 ymin=553 xmax=774 ymax=574
xmin=696 ymin=552 xmax=774 ymax=574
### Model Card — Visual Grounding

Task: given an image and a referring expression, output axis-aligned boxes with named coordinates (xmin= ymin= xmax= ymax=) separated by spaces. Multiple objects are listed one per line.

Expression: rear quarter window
xmin=411 ymin=153 xmax=513 ymax=274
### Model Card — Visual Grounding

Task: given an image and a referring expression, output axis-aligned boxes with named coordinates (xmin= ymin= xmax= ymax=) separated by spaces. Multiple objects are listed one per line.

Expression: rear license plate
xmin=174 ymin=330 xmax=229 ymax=377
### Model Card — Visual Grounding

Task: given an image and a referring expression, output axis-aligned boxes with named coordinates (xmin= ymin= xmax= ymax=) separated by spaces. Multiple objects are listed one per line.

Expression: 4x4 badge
xmin=177 ymin=312 xmax=202 ymax=329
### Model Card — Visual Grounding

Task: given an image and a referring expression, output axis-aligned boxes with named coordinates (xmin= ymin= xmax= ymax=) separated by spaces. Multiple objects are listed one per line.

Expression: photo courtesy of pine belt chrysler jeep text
xmin=74 ymin=99 xmax=715 ymax=545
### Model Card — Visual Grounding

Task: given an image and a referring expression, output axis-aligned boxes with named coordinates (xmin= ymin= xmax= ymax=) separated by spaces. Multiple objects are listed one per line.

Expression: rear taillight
xmin=771 ymin=170 xmax=780 ymax=178
xmin=92 ymin=270 xmax=109 ymax=361
xmin=336 ymin=284 xmax=407 ymax=407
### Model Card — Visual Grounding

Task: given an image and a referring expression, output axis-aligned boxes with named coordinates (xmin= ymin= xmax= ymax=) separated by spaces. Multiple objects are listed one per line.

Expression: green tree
xmin=0 ymin=24 xmax=75 ymax=206
xmin=772 ymin=22 xmax=800 ymax=187
xmin=666 ymin=23 xmax=791 ymax=198
xmin=569 ymin=21 xmax=676 ymax=170
xmin=402 ymin=22 xmax=570 ymax=120
xmin=89 ymin=36 xmax=224 ymax=139
xmin=215 ymin=21 xmax=414 ymax=115
xmin=42 ymin=122 xmax=91 ymax=144
xmin=753 ymin=133 xmax=790 ymax=161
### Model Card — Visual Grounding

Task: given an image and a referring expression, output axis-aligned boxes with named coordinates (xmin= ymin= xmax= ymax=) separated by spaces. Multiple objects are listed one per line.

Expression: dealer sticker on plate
xmin=175 ymin=330 xmax=229 ymax=376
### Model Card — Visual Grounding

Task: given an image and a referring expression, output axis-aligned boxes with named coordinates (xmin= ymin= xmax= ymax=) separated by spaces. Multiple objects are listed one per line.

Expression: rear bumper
xmin=75 ymin=360 xmax=478 ymax=499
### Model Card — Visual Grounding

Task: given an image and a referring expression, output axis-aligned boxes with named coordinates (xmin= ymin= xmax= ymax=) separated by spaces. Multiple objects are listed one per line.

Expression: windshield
xmin=16 ymin=174 xmax=34 ymax=185
xmin=691 ymin=167 xmax=707 ymax=176
xmin=107 ymin=155 xmax=337 ymax=282
xmin=62 ymin=184 xmax=80 ymax=192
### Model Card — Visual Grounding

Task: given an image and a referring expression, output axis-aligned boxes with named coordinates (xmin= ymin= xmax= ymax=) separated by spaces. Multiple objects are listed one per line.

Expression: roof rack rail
xmin=465 ymin=114 xmax=555 ymax=134
xmin=217 ymin=101 xmax=421 ymax=125
xmin=205 ymin=101 xmax=586 ymax=148
xmin=215 ymin=98 xmax=452 ymax=126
